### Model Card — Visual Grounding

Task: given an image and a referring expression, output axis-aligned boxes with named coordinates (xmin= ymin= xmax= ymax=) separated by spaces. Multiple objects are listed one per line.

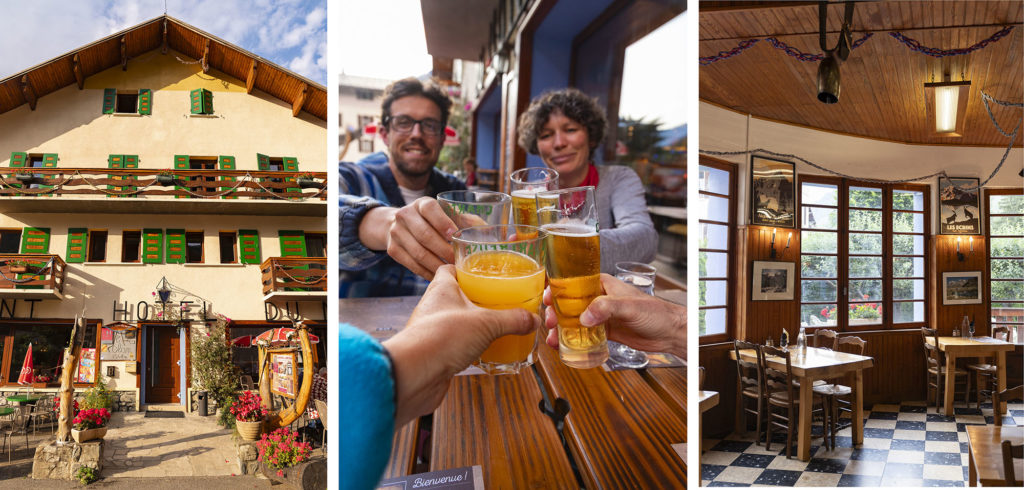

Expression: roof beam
xmin=120 ymin=36 xmax=128 ymax=71
xmin=202 ymin=39 xmax=210 ymax=74
xmin=72 ymin=53 xmax=85 ymax=89
xmin=161 ymin=19 xmax=168 ymax=54
xmin=292 ymin=83 xmax=307 ymax=117
xmin=21 ymin=76 xmax=37 ymax=111
xmin=246 ymin=59 xmax=258 ymax=94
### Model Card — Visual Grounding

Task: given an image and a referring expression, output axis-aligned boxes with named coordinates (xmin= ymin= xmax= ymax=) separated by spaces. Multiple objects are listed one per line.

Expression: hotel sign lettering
xmin=111 ymin=300 xmax=216 ymax=322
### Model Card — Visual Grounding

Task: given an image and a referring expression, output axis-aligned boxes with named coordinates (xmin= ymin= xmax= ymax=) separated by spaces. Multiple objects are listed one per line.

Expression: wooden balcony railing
xmin=261 ymin=257 xmax=327 ymax=296
xmin=0 ymin=168 xmax=327 ymax=201
xmin=0 ymin=254 xmax=67 ymax=294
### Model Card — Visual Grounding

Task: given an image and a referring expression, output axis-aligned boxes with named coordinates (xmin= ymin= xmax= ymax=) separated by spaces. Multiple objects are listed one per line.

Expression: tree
xmin=437 ymin=100 xmax=471 ymax=176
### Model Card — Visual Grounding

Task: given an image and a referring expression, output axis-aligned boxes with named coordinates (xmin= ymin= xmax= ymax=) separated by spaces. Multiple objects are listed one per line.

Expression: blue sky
xmin=0 ymin=0 xmax=327 ymax=85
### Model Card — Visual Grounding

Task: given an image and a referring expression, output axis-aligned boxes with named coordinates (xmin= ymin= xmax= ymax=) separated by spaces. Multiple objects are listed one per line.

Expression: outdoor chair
xmin=2 ymin=406 xmax=30 ymax=463
xmin=29 ymin=396 xmax=55 ymax=435
xmin=314 ymin=399 xmax=327 ymax=455
xmin=240 ymin=375 xmax=255 ymax=391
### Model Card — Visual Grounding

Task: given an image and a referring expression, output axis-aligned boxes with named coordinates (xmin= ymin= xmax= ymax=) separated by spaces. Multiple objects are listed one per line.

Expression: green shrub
xmin=191 ymin=314 xmax=240 ymax=427
xmin=75 ymin=466 xmax=99 ymax=485
xmin=218 ymin=393 xmax=238 ymax=429
xmin=80 ymin=377 xmax=114 ymax=410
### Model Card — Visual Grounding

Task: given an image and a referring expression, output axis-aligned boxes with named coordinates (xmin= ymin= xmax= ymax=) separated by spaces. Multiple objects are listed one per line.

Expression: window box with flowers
xmin=296 ymin=173 xmax=319 ymax=189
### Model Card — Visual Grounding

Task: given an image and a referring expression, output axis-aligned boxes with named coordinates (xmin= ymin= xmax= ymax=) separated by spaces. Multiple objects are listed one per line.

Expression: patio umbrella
xmin=230 ymin=335 xmax=254 ymax=347
xmin=17 ymin=343 xmax=33 ymax=385
xmin=254 ymin=328 xmax=319 ymax=346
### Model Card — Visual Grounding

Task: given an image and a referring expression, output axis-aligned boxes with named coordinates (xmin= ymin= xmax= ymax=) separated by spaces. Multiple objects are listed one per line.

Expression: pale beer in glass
xmin=509 ymin=167 xmax=559 ymax=228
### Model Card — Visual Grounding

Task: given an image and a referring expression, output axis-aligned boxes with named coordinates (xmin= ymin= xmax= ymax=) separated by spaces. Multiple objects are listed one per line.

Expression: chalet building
xmin=0 ymin=16 xmax=327 ymax=412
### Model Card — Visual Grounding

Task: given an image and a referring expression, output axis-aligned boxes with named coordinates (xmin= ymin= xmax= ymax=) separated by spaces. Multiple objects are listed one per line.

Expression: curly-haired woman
xmin=517 ymin=88 xmax=657 ymax=273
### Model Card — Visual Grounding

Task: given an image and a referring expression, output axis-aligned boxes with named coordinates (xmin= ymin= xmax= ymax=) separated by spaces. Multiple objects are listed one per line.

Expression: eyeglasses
xmin=386 ymin=115 xmax=444 ymax=136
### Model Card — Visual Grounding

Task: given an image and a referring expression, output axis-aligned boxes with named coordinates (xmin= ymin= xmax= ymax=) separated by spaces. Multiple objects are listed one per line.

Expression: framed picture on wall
xmin=750 ymin=156 xmax=796 ymax=228
xmin=941 ymin=271 xmax=983 ymax=305
xmin=939 ymin=177 xmax=981 ymax=235
xmin=752 ymin=261 xmax=795 ymax=301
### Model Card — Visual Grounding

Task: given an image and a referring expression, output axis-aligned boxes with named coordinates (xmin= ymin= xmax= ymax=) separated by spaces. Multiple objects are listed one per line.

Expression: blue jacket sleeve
xmin=339 ymin=323 xmax=395 ymax=489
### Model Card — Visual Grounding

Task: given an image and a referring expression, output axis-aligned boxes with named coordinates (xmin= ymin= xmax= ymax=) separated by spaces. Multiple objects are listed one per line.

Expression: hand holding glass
xmin=610 ymin=262 xmax=657 ymax=368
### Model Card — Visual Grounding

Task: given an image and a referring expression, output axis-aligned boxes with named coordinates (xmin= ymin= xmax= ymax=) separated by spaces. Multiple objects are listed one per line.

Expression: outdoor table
xmin=730 ymin=346 xmax=874 ymax=461
xmin=342 ymin=295 xmax=687 ymax=487
xmin=0 ymin=406 xmax=14 ymax=417
xmin=966 ymin=424 xmax=1023 ymax=486
xmin=926 ymin=336 xmax=1015 ymax=416
xmin=6 ymin=395 xmax=41 ymax=406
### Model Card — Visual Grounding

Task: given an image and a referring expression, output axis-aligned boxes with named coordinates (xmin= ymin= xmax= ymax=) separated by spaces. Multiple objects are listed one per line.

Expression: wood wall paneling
xmin=934 ymin=234 xmax=989 ymax=335
xmin=744 ymin=225 xmax=801 ymax=344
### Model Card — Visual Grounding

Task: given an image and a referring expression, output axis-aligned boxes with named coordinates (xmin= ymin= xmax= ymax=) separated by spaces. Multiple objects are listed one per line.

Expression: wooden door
xmin=146 ymin=326 xmax=180 ymax=403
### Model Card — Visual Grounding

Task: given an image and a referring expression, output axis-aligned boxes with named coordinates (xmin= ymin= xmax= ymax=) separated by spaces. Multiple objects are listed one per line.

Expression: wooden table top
xmin=966 ymin=424 xmax=1024 ymax=486
xmin=699 ymin=391 xmax=720 ymax=413
xmin=732 ymin=346 xmax=874 ymax=379
xmin=344 ymin=296 xmax=687 ymax=488
xmin=928 ymin=336 xmax=1017 ymax=354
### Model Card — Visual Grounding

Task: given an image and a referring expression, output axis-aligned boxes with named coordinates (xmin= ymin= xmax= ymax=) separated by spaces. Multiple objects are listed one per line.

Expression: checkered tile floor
xmin=701 ymin=400 xmax=1024 ymax=487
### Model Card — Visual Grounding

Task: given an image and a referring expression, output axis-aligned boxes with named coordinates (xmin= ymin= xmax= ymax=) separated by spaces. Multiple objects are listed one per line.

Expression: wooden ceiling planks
xmin=0 ymin=16 xmax=326 ymax=120
xmin=700 ymin=1 xmax=1023 ymax=147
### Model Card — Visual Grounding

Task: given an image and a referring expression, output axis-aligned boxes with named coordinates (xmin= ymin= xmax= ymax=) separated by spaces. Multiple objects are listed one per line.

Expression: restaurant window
xmin=122 ymin=230 xmax=142 ymax=263
xmin=987 ymin=189 xmax=1023 ymax=339
xmin=0 ymin=229 xmax=21 ymax=253
xmin=698 ymin=159 xmax=735 ymax=341
xmin=229 ymin=326 xmax=267 ymax=380
xmin=219 ymin=232 xmax=237 ymax=264
xmin=185 ymin=231 xmax=204 ymax=264
xmin=2 ymin=322 xmax=100 ymax=386
xmin=799 ymin=178 xmax=929 ymax=330
xmin=87 ymin=230 xmax=107 ymax=262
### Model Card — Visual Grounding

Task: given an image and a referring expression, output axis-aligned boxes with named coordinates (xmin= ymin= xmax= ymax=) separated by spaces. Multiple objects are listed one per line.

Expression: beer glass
xmin=437 ymin=190 xmax=511 ymax=229
xmin=509 ymin=167 xmax=559 ymax=227
xmin=611 ymin=262 xmax=657 ymax=368
xmin=451 ymin=224 xmax=547 ymax=374
xmin=535 ymin=186 xmax=607 ymax=369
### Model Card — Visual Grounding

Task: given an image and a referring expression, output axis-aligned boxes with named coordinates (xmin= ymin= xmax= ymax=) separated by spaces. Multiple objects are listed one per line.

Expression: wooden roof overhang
xmin=699 ymin=1 xmax=1023 ymax=147
xmin=0 ymin=15 xmax=326 ymax=120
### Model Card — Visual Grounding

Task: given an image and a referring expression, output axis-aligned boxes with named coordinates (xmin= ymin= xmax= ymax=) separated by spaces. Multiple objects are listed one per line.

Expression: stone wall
xmin=32 ymin=439 xmax=104 ymax=481
xmin=1 ymin=390 xmax=137 ymax=412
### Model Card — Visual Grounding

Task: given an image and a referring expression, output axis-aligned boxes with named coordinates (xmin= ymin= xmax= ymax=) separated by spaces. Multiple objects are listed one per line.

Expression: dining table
xmin=698 ymin=389 xmax=719 ymax=467
xmin=342 ymin=295 xmax=687 ymax=488
xmin=730 ymin=345 xmax=875 ymax=461
xmin=965 ymin=424 xmax=1023 ymax=486
xmin=925 ymin=336 xmax=1016 ymax=416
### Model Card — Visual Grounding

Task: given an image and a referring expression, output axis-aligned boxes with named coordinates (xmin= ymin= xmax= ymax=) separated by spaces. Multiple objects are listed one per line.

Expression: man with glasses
xmin=340 ymin=77 xmax=465 ymax=297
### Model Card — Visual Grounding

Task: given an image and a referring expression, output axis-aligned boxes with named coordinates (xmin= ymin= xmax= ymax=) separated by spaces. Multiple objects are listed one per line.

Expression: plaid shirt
xmin=339 ymin=152 xmax=465 ymax=298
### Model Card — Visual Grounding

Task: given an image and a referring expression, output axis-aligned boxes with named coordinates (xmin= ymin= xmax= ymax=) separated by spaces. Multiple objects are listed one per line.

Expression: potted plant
xmin=156 ymin=171 xmax=176 ymax=186
xmin=71 ymin=407 xmax=111 ymax=443
xmin=14 ymin=170 xmax=37 ymax=184
xmin=257 ymin=427 xmax=317 ymax=487
xmin=7 ymin=259 xmax=29 ymax=273
xmin=296 ymin=173 xmax=319 ymax=189
xmin=231 ymin=390 xmax=267 ymax=441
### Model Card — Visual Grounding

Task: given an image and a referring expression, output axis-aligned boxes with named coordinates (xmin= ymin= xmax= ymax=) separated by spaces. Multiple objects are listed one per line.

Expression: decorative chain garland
xmin=273 ymin=264 xmax=327 ymax=285
xmin=700 ymin=26 xmax=1015 ymax=65
xmin=699 ymin=91 xmax=1021 ymax=192
xmin=0 ymin=257 xmax=56 ymax=283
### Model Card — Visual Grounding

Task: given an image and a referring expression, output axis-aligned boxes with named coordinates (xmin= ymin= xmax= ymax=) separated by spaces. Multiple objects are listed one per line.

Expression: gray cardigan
xmin=595 ymin=165 xmax=658 ymax=274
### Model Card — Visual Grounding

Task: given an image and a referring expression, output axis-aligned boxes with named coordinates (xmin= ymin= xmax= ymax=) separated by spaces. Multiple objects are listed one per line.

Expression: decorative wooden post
xmin=56 ymin=317 xmax=87 ymax=442
xmin=260 ymin=322 xmax=315 ymax=431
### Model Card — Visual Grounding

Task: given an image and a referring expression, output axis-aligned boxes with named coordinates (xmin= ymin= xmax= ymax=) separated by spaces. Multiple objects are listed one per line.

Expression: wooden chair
xmin=992 ymin=385 xmax=1023 ymax=427
xmin=922 ymin=327 xmax=969 ymax=413
xmin=814 ymin=329 xmax=838 ymax=349
xmin=968 ymin=326 xmax=1009 ymax=409
xmin=814 ymin=336 xmax=865 ymax=450
xmin=733 ymin=340 xmax=766 ymax=444
xmin=762 ymin=345 xmax=801 ymax=458
xmin=314 ymin=399 xmax=328 ymax=454
xmin=240 ymin=375 xmax=255 ymax=391
xmin=1002 ymin=439 xmax=1023 ymax=486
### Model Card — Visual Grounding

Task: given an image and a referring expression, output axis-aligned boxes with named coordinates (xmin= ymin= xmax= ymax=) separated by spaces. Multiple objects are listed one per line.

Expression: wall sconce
xmin=924 ymin=78 xmax=971 ymax=136
xmin=768 ymin=228 xmax=792 ymax=260
xmin=956 ymin=236 xmax=973 ymax=261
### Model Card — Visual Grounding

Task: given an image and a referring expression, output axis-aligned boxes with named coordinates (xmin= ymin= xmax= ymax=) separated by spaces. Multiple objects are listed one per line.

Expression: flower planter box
xmin=296 ymin=177 xmax=319 ymax=189
xmin=236 ymin=420 xmax=262 ymax=441
xmin=15 ymin=174 xmax=37 ymax=184
xmin=261 ymin=459 xmax=326 ymax=489
xmin=8 ymin=265 xmax=27 ymax=273
xmin=71 ymin=427 xmax=107 ymax=443
xmin=156 ymin=174 xmax=176 ymax=186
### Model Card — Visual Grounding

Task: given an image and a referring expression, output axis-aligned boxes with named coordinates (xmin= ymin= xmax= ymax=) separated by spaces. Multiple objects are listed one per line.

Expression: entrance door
xmin=146 ymin=326 xmax=180 ymax=403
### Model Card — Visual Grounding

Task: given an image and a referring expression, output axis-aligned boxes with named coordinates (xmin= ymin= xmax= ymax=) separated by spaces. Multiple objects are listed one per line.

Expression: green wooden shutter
xmin=190 ymin=89 xmax=203 ymax=114
xmin=20 ymin=227 xmax=50 ymax=254
xmin=102 ymin=88 xmax=116 ymax=114
xmin=219 ymin=155 xmax=236 ymax=200
xmin=256 ymin=153 xmax=270 ymax=171
xmin=278 ymin=231 xmax=307 ymax=257
xmin=142 ymin=229 xmax=163 ymax=264
xmin=123 ymin=155 xmax=138 ymax=195
xmin=137 ymin=89 xmax=152 ymax=115
xmin=165 ymin=229 xmax=186 ymax=263
xmin=238 ymin=230 xmax=261 ymax=264
xmin=9 ymin=152 xmax=26 ymax=168
xmin=202 ymin=89 xmax=213 ymax=114
xmin=107 ymin=154 xmax=124 ymax=197
xmin=66 ymin=228 xmax=88 ymax=263
xmin=174 ymin=155 xmax=189 ymax=198
xmin=283 ymin=157 xmax=299 ymax=194
xmin=42 ymin=154 xmax=58 ymax=168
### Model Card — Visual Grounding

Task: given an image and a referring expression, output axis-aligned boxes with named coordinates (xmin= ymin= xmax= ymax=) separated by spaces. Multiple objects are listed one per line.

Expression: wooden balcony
xmin=261 ymin=257 xmax=327 ymax=301
xmin=0 ymin=168 xmax=327 ymax=216
xmin=0 ymin=254 xmax=67 ymax=299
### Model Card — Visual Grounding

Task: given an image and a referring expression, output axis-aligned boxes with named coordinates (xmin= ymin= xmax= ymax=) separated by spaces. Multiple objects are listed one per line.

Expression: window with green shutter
xmin=107 ymin=154 xmax=139 ymax=197
xmin=165 ymin=229 xmax=186 ymax=263
xmin=219 ymin=155 xmax=236 ymax=199
xmin=190 ymin=88 xmax=213 ymax=115
xmin=174 ymin=155 xmax=189 ymax=198
xmin=238 ymin=230 xmax=261 ymax=264
xmin=138 ymin=89 xmax=152 ymax=115
xmin=142 ymin=229 xmax=163 ymax=264
xmin=20 ymin=227 xmax=50 ymax=254
xmin=66 ymin=228 xmax=88 ymax=263
xmin=278 ymin=230 xmax=307 ymax=257
xmin=282 ymin=157 xmax=300 ymax=194
xmin=104 ymin=89 xmax=150 ymax=114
